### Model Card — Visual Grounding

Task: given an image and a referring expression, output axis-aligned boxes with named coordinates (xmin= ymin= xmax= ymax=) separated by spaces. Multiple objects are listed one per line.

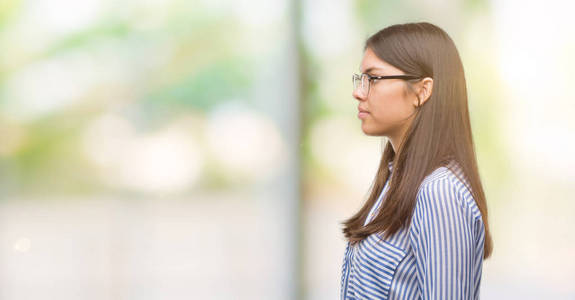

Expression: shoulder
xmin=416 ymin=162 xmax=482 ymax=221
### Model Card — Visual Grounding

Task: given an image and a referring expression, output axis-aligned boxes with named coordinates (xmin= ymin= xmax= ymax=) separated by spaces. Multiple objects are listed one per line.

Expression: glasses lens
xmin=361 ymin=74 xmax=369 ymax=95
xmin=353 ymin=74 xmax=360 ymax=92
xmin=353 ymin=74 xmax=370 ymax=95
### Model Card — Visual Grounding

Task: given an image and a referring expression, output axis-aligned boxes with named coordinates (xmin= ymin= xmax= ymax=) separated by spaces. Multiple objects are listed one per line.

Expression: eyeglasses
xmin=352 ymin=73 xmax=422 ymax=96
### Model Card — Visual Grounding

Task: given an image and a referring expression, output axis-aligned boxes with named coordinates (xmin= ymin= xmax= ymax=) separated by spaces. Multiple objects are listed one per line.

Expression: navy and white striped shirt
xmin=340 ymin=160 xmax=485 ymax=299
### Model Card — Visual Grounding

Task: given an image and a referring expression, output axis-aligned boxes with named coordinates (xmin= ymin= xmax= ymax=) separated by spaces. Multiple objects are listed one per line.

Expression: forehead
xmin=360 ymin=48 xmax=399 ymax=73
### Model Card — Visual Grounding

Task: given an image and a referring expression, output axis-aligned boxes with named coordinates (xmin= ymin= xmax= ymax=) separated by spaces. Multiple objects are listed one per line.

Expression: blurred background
xmin=0 ymin=0 xmax=574 ymax=299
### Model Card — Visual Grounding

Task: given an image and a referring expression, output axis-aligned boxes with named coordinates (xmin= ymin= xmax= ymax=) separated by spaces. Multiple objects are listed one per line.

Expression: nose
xmin=352 ymin=88 xmax=365 ymax=101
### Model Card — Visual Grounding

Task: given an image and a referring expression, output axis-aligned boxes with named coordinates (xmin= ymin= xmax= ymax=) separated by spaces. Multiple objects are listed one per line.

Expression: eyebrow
xmin=360 ymin=67 xmax=385 ymax=74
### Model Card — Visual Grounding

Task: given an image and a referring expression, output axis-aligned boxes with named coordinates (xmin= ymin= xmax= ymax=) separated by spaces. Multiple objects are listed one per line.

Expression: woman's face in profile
xmin=353 ymin=47 xmax=417 ymax=137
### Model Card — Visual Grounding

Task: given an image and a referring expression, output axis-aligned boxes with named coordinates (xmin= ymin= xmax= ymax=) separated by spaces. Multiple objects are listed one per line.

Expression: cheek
xmin=369 ymin=89 xmax=407 ymax=120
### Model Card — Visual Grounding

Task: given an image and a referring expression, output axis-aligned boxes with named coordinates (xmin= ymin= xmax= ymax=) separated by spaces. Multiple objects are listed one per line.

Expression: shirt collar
xmin=387 ymin=161 xmax=393 ymax=172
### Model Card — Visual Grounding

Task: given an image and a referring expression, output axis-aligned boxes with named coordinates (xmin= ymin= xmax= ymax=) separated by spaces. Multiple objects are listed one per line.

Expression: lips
xmin=358 ymin=107 xmax=369 ymax=113
xmin=357 ymin=107 xmax=369 ymax=119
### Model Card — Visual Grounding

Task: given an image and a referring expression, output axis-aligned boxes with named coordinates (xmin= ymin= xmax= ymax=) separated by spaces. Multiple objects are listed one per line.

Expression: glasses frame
xmin=353 ymin=73 xmax=422 ymax=96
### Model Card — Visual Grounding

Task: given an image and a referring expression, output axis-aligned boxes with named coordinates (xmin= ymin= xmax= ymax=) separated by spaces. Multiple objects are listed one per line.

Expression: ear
xmin=413 ymin=77 xmax=433 ymax=107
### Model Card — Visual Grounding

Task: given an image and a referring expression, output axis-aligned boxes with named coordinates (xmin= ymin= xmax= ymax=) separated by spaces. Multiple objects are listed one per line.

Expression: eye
xmin=369 ymin=75 xmax=381 ymax=81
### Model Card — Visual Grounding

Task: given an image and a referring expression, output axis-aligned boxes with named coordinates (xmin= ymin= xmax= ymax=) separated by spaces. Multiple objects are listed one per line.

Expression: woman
xmin=340 ymin=22 xmax=493 ymax=300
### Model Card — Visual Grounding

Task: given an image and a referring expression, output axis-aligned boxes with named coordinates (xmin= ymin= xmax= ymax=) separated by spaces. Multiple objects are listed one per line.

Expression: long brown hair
xmin=342 ymin=22 xmax=493 ymax=259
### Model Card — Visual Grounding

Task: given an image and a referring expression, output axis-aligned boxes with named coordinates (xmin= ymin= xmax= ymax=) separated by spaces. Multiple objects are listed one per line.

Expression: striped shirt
xmin=340 ymin=160 xmax=485 ymax=299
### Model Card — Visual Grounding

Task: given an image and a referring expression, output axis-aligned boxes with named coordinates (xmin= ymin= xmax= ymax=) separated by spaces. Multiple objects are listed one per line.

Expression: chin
xmin=364 ymin=131 xmax=384 ymax=137
xmin=361 ymin=124 xmax=384 ymax=136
